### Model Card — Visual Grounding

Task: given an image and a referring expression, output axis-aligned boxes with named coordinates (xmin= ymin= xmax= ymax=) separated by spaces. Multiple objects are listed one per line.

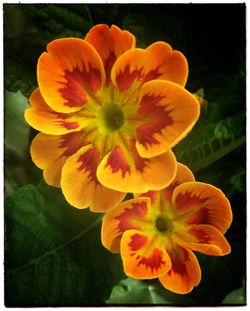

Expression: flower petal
xmin=31 ymin=132 xmax=88 ymax=187
xmin=96 ymin=139 xmax=177 ymax=193
xmin=38 ymin=38 xmax=105 ymax=113
xmin=61 ymin=144 xmax=125 ymax=212
xmin=172 ymin=182 xmax=232 ymax=234
xmin=85 ymin=24 xmax=135 ymax=86
xmin=25 ymin=88 xmax=90 ymax=135
xmin=163 ymin=162 xmax=195 ymax=202
xmin=135 ymin=80 xmax=200 ymax=158
xmin=135 ymin=190 xmax=160 ymax=205
xmin=102 ymin=197 xmax=151 ymax=253
xmin=121 ymin=229 xmax=171 ymax=279
xmin=159 ymin=246 xmax=201 ymax=294
xmin=111 ymin=41 xmax=188 ymax=93
xmin=138 ymin=163 xmax=195 ymax=206
xmin=179 ymin=224 xmax=231 ymax=256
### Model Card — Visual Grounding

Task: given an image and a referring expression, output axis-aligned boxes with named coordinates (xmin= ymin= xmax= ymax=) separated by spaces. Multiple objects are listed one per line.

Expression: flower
xmin=25 ymin=24 xmax=200 ymax=212
xmin=101 ymin=163 xmax=232 ymax=294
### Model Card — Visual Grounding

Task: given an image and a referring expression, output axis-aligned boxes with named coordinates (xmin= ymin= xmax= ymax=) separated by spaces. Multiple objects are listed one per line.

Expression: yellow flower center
xmin=102 ymin=103 xmax=125 ymax=132
xmin=155 ymin=215 xmax=174 ymax=234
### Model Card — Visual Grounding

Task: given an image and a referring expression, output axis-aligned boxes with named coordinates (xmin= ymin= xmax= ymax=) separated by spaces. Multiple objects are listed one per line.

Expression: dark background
xmin=4 ymin=3 xmax=246 ymax=306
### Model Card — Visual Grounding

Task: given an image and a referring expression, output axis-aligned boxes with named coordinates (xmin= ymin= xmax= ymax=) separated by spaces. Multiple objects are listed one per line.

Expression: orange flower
xmin=25 ymin=24 xmax=200 ymax=212
xmin=102 ymin=163 xmax=232 ymax=294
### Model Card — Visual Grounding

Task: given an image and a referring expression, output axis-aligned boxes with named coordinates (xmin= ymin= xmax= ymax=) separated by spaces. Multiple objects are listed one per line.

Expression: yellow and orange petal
xmin=163 ymin=162 xmax=195 ymax=202
xmin=25 ymin=88 xmax=91 ymax=135
xmin=61 ymin=144 xmax=125 ymax=212
xmin=179 ymin=224 xmax=231 ymax=256
xmin=159 ymin=246 xmax=201 ymax=294
xmin=121 ymin=229 xmax=171 ymax=279
xmin=111 ymin=41 xmax=188 ymax=93
xmin=172 ymin=182 xmax=233 ymax=233
xmin=85 ymin=24 xmax=135 ymax=85
xmin=102 ymin=197 xmax=151 ymax=253
xmin=38 ymin=38 xmax=105 ymax=113
xmin=137 ymin=162 xmax=195 ymax=204
xmin=135 ymin=80 xmax=200 ymax=158
xmin=97 ymin=139 xmax=177 ymax=193
xmin=31 ymin=132 xmax=88 ymax=187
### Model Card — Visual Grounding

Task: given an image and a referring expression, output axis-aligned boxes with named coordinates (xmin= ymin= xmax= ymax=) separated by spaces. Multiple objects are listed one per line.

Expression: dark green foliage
xmin=4 ymin=3 xmax=246 ymax=306
xmin=5 ymin=183 xmax=125 ymax=306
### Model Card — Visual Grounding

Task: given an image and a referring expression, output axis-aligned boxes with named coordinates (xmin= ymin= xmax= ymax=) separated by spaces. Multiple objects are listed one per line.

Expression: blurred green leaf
xmin=4 ymin=90 xmax=34 ymax=196
xmin=5 ymin=183 xmax=125 ymax=306
xmin=222 ymin=287 xmax=246 ymax=305
xmin=107 ymin=278 xmax=196 ymax=305
xmin=5 ymin=90 xmax=29 ymax=158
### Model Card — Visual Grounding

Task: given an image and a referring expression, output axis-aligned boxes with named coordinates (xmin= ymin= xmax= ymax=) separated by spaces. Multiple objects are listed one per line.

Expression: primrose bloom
xmin=102 ymin=163 xmax=232 ymax=294
xmin=25 ymin=24 xmax=200 ymax=212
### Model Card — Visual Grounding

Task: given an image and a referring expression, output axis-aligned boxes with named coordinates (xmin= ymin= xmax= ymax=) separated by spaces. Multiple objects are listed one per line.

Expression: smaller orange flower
xmin=102 ymin=163 xmax=232 ymax=294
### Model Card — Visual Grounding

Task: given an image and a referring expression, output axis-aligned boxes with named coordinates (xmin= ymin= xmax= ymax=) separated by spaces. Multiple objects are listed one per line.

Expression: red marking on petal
xmin=129 ymin=139 xmax=148 ymax=172
xmin=169 ymin=248 xmax=189 ymax=275
xmin=105 ymin=145 xmax=131 ymax=177
xmin=142 ymin=66 xmax=161 ymax=84
xmin=129 ymin=233 xmax=148 ymax=251
xmin=77 ymin=147 xmax=100 ymax=182
xmin=59 ymin=132 xmax=88 ymax=157
xmin=116 ymin=201 xmax=148 ymax=232
xmin=189 ymin=227 xmax=211 ymax=244
xmin=50 ymin=112 xmax=80 ymax=130
xmin=138 ymin=249 xmax=165 ymax=272
xmin=175 ymin=192 xmax=208 ymax=212
xmin=140 ymin=191 xmax=159 ymax=204
xmin=163 ymin=181 xmax=181 ymax=202
xmin=116 ymin=65 xmax=142 ymax=92
xmin=137 ymin=94 xmax=173 ymax=147
xmin=187 ymin=208 xmax=209 ymax=225
xmin=59 ymin=65 xmax=102 ymax=107
xmin=104 ymin=51 xmax=116 ymax=86
xmin=163 ymin=186 xmax=175 ymax=202
xmin=61 ymin=121 xmax=79 ymax=129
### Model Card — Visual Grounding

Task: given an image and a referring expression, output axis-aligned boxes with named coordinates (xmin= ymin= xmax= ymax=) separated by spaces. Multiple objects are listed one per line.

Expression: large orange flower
xmin=102 ymin=163 xmax=232 ymax=294
xmin=25 ymin=24 xmax=200 ymax=212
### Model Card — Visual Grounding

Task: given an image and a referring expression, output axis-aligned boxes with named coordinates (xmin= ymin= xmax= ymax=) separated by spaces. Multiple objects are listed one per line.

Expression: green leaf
xmin=4 ymin=90 xmax=29 ymax=158
xmin=174 ymin=113 xmax=245 ymax=172
xmin=20 ymin=4 xmax=92 ymax=45
xmin=222 ymin=287 xmax=246 ymax=305
xmin=107 ymin=278 xmax=196 ymax=305
xmin=5 ymin=183 xmax=125 ymax=306
xmin=4 ymin=90 xmax=36 ymax=196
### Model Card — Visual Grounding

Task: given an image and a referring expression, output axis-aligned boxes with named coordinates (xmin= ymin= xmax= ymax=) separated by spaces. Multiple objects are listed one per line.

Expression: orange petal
xmin=38 ymin=38 xmax=105 ymax=113
xmin=179 ymin=224 xmax=231 ymax=256
xmin=135 ymin=80 xmax=200 ymax=158
xmin=96 ymin=139 xmax=177 ymax=193
xmin=31 ymin=132 xmax=88 ymax=187
xmin=111 ymin=41 xmax=188 ymax=93
xmin=159 ymin=246 xmax=201 ymax=294
xmin=101 ymin=197 xmax=151 ymax=253
xmin=135 ymin=162 xmax=193 ymax=204
xmin=121 ymin=229 xmax=171 ymax=279
xmin=172 ymin=182 xmax=233 ymax=234
xmin=85 ymin=24 xmax=135 ymax=86
xmin=25 ymin=88 xmax=89 ymax=135
xmin=61 ymin=145 xmax=125 ymax=212
xmin=136 ymin=190 xmax=160 ymax=204
xmin=163 ymin=162 xmax=195 ymax=202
